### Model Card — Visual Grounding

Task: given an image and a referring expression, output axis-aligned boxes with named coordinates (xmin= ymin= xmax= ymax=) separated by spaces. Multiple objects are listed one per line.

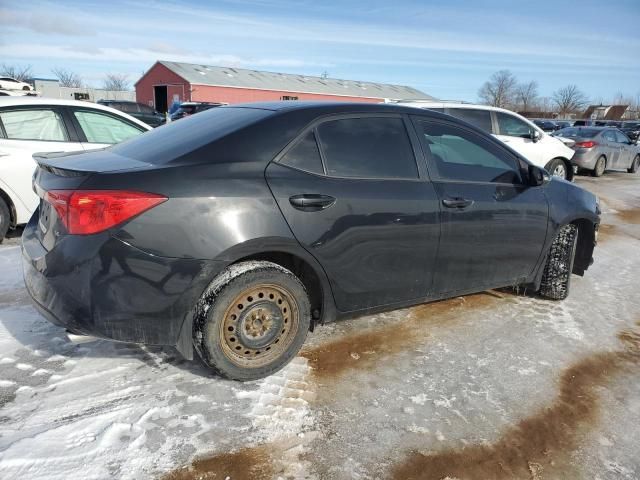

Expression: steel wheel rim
xmin=596 ymin=157 xmax=605 ymax=176
xmin=219 ymin=283 xmax=299 ymax=368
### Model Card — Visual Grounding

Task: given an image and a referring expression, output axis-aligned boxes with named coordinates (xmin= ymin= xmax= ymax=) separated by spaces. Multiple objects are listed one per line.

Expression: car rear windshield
xmin=555 ymin=127 xmax=599 ymax=138
xmin=111 ymin=106 xmax=272 ymax=164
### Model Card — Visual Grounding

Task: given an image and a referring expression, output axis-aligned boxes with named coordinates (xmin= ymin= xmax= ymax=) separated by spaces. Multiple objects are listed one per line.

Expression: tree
xmin=0 ymin=64 xmax=33 ymax=82
xmin=103 ymin=73 xmax=130 ymax=91
xmin=515 ymin=81 xmax=538 ymax=112
xmin=552 ymin=85 xmax=588 ymax=115
xmin=51 ymin=67 xmax=83 ymax=88
xmin=478 ymin=70 xmax=517 ymax=108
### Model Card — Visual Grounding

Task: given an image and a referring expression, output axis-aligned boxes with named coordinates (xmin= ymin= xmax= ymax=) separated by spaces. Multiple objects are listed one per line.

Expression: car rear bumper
xmin=22 ymin=214 xmax=226 ymax=346
xmin=571 ymin=150 xmax=599 ymax=170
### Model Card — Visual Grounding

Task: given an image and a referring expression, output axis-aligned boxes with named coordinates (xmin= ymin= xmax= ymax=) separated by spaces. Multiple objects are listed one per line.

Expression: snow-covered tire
xmin=0 ymin=197 xmax=10 ymax=243
xmin=628 ymin=155 xmax=639 ymax=174
xmin=193 ymin=261 xmax=310 ymax=381
xmin=592 ymin=156 xmax=606 ymax=177
xmin=539 ymin=224 xmax=578 ymax=301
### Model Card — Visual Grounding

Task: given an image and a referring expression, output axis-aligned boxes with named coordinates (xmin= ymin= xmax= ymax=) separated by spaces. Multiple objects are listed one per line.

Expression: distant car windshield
xmin=555 ymin=127 xmax=599 ymax=138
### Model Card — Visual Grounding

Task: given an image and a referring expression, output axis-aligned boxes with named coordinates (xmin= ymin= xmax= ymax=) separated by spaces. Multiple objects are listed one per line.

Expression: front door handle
xmin=442 ymin=197 xmax=474 ymax=209
xmin=289 ymin=194 xmax=336 ymax=211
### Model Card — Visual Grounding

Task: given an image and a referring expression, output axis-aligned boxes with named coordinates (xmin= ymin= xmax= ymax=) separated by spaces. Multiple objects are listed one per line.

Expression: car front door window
xmin=73 ymin=110 xmax=144 ymax=144
xmin=420 ymin=121 xmax=522 ymax=184
xmin=496 ymin=112 xmax=533 ymax=138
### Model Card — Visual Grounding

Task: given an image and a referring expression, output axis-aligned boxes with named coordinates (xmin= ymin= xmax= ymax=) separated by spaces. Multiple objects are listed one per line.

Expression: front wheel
xmin=545 ymin=158 xmax=569 ymax=180
xmin=628 ymin=155 xmax=640 ymax=174
xmin=539 ymin=224 xmax=578 ymax=301
xmin=193 ymin=261 xmax=311 ymax=381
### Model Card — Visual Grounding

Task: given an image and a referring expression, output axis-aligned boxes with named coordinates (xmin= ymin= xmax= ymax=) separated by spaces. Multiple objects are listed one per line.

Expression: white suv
xmin=396 ymin=101 xmax=575 ymax=180
xmin=0 ymin=97 xmax=152 ymax=241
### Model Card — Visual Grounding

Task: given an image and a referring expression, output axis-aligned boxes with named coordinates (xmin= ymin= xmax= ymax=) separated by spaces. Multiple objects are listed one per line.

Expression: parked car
xmin=0 ymin=97 xmax=151 ymax=241
xmin=0 ymin=77 xmax=33 ymax=91
xmin=170 ymin=101 xmax=225 ymax=121
xmin=97 ymin=100 xmax=166 ymax=128
xmin=573 ymin=119 xmax=594 ymax=127
xmin=397 ymin=101 xmax=576 ymax=180
xmin=621 ymin=121 xmax=640 ymax=141
xmin=553 ymin=127 xmax=640 ymax=176
xmin=554 ymin=120 xmax=572 ymax=130
xmin=22 ymin=102 xmax=600 ymax=380
xmin=532 ymin=119 xmax=558 ymax=132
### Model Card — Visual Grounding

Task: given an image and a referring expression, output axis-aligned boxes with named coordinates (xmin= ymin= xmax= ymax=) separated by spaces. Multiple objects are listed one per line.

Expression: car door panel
xmin=413 ymin=117 xmax=549 ymax=294
xmin=267 ymin=163 xmax=440 ymax=312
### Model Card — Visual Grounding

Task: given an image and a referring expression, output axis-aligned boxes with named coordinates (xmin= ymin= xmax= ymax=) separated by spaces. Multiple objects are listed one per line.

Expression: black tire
xmin=592 ymin=156 xmax=606 ymax=177
xmin=545 ymin=158 xmax=569 ymax=180
xmin=628 ymin=155 xmax=640 ymax=174
xmin=539 ymin=224 xmax=578 ymax=301
xmin=0 ymin=197 xmax=10 ymax=243
xmin=193 ymin=261 xmax=311 ymax=381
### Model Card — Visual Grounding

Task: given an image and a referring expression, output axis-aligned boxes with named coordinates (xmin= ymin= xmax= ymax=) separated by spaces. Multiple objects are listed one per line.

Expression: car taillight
xmin=575 ymin=141 xmax=597 ymax=148
xmin=45 ymin=190 xmax=167 ymax=235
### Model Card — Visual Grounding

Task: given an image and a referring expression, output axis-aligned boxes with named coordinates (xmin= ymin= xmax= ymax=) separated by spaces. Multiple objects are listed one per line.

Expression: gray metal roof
xmin=157 ymin=60 xmax=434 ymax=101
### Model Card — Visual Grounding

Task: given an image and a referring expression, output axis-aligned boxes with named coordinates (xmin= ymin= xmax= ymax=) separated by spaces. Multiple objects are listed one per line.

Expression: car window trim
xmin=68 ymin=106 xmax=146 ymax=144
xmin=0 ymin=105 xmax=74 ymax=143
xmin=273 ymin=112 xmax=426 ymax=182
xmin=411 ymin=116 xmax=526 ymax=186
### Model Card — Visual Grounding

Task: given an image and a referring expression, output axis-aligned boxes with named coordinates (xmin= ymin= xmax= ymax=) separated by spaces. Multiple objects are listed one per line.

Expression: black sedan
xmin=169 ymin=101 xmax=225 ymax=121
xmin=22 ymin=102 xmax=600 ymax=380
xmin=97 ymin=100 xmax=165 ymax=128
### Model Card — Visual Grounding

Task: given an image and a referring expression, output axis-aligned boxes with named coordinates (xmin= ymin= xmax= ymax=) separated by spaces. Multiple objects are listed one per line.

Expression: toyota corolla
xmin=22 ymin=102 xmax=599 ymax=380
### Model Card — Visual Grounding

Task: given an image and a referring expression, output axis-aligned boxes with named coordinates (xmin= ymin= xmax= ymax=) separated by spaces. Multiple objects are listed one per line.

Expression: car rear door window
xmin=73 ymin=110 xmax=144 ymax=144
xmin=602 ymin=130 xmax=617 ymax=143
xmin=495 ymin=112 xmax=534 ymax=138
xmin=445 ymin=108 xmax=493 ymax=133
xmin=0 ymin=109 xmax=68 ymax=141
xmin=279 ymin=130 xmax=324 ymax=174
xmin=316 ymin=117 xmax=418 ymax=179
xmin=419 ymin=121 xmax=521 ymax=184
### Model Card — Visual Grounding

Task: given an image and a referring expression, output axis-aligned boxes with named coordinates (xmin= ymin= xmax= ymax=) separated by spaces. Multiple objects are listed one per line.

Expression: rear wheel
xmin=628 ymin=155 xmax=640 ymax=174
xmin=0 ymin=198 xmax=10 ymax=243
xmin=592 ymin=156 xmax=606 ymax=177
xmin=193 ymin=261 xmax=310 ymax=381
xmin=546 ymin=158 xmax=569 ymax=180
xmin=539 ymin=224 xmax=578 ymax=300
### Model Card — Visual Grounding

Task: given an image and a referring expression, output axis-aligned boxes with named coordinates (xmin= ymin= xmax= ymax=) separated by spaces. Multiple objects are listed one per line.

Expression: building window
xmin=281 ymin=95 xmax=299 ymax=101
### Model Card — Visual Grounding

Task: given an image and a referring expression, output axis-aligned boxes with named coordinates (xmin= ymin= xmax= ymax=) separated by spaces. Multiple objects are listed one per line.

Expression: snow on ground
xmin=1 ymin=171 xmax=639 ymax=480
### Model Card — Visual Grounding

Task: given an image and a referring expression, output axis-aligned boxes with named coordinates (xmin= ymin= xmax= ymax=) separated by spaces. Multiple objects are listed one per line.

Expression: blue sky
xmin=1 ymin=0 xmax=639 ymax=102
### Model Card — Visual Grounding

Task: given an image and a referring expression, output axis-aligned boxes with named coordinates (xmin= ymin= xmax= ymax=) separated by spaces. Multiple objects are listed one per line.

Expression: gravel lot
xmin=0 ymin=172 xmax=639 ymax=480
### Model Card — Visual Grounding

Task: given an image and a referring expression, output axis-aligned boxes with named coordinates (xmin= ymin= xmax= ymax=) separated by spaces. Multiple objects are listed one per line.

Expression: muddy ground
xmin=0 ymin=171 xmax=639 ymax=480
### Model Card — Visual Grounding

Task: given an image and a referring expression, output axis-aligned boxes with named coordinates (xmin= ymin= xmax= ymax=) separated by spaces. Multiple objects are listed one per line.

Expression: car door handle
xmin=442 ymin=197 xmax=474 ymax=209
xmin=289 ymin=194 xmax=336 ymax=211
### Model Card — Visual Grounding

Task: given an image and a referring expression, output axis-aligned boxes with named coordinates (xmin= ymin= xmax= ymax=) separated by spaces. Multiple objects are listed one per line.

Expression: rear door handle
xmin=442 ymin=197 xmax=474 ymax=209
xmin=289 ymin=194 xmax=336 ymax=211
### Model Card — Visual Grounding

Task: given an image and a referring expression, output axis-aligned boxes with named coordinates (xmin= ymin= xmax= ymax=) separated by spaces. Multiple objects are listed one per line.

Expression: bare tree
xmin=552 ymin=85 xmax=589 ymax=115
xmin=103 ymin=73 xmax=130 ymax=91
xmin=515 ymin=80 xmax=538 ymax=112
xmin=51 ymin=67 xmax=83 ymax=88
xmin=0 ymin=64 xmax=33 ymax=82
xmin=478 ymin=70 xmax=517 ymax=108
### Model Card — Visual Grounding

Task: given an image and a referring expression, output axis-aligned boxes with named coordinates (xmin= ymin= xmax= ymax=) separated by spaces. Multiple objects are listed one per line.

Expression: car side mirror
xmin=528 ymin=165 xmax=549 ymax=186
xmin=531 ymin=130 xmax=541 ymax=143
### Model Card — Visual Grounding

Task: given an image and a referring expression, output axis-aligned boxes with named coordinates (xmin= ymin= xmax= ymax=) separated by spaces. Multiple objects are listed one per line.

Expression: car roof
xmin=224 ymin=101 xmax=448 ymax=115
xmin=0 ymin=96 xmax=152 ymax=130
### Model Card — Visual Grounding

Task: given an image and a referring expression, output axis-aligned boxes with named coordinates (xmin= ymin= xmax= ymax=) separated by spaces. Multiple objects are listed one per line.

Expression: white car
xmin=0 ymin=97 xmax=152 ymax=241
xmin=0 ymin=77 xmax=33 ymax=91
xmin=395 ymin=101 xmax=576 ymax=180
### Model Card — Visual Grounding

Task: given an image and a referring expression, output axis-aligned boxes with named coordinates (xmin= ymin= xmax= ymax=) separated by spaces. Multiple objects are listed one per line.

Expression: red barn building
xmin=136 ymin=60 xmax=433 ymax=112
